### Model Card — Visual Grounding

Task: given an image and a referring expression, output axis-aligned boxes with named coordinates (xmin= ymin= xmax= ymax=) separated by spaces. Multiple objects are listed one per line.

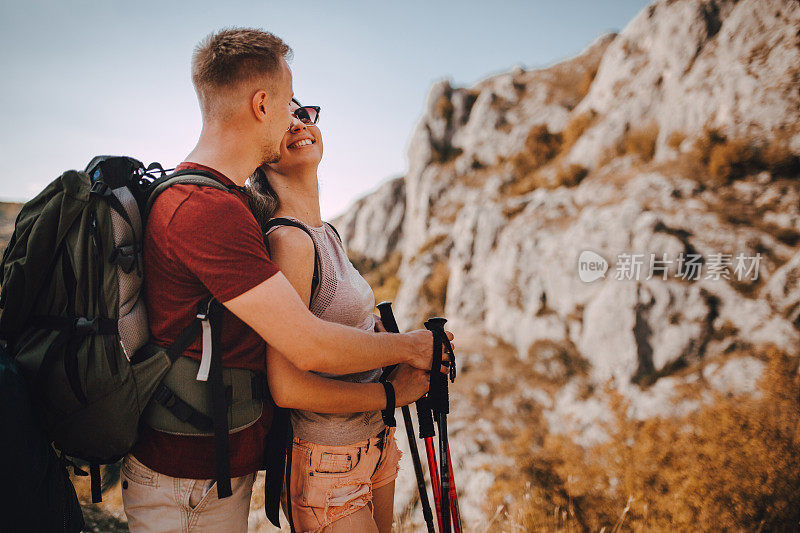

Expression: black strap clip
xmin=109 ymin=244 xmax=140 ymax=274
xmin=74 ymin=317 xmax=98 ymax=335
xmin=89 ymin=180 xmax=110 ymax=196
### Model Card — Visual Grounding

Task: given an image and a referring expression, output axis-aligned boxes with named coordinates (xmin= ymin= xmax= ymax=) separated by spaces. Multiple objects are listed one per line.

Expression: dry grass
xmin=554 ymin=164 xmax=589 ymax=188
xmin=667 ymin=131 xmax=687 ymax=151
xmin=691 ymin=126 xmax=800 ymax=185
xmin=503 ymin=111 xmax=598 ymax=196
xmin=349 ymin=251 xmax=403 ymax=305
xmin=0 ymin=201 xmax=23 ymax=255
xmin=510 ymin=124 xmax=563 ymax=178
xmin=623 ymin=123 xmax=659 ymax=162
xmin=435 ymin=94 xmax=455 ymax=124
xmin=417 ymin=234 xmax=448 ymax=257
xmin=420 ymin=260 xmax=450 ymax=316
xmin=577 ymin=64 xmax=599 ymax=101
xmin=489 ymin=346 xmax=800 ymax=531
xmin=562 ymin=110 xmax=598 ymax=153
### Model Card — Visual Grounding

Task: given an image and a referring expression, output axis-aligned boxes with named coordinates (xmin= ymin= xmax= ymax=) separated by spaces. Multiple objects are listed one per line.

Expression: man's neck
xmin=185 ymin=125 xmax=259 ymax=187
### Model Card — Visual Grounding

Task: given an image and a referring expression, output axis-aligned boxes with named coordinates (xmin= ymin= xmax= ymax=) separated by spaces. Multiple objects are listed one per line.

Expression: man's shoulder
xmin=150 ymin=183 xmax=248 ymax=225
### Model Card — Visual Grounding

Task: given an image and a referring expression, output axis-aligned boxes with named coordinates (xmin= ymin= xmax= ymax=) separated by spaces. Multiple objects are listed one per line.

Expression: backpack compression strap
xmin=143 ymin=172 xmax=252 ymax=500
xmin=263 ymin=218 xmax=324 ymax=299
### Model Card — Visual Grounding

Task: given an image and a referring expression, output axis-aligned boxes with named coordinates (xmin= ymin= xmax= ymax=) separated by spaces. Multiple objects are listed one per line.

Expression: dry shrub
xmin=761 ymin=141 xmax=800 ymax=176
xmin=667 ymin=131 xmax=687 ymax=151
xmin=434 ymin=94 xmax=454 ymax=124
xmin=349 ymin=251 xmax=402 ymax=304
xmin=502 ymin=202 xmax=526 ymax=220
xmin=623 ymin=123 xmax=659 ymax=161
xmin=577 ymin=64 xmax=599 ymax=100
xmin=510 ymin=124 xmax=563 ymax=177
xmin=490 ymin=347 xmax=800 ymax=531
xmin=691 ymin=127 xmax=799 ymax=185
xmin=421 ymin=260 xmax=449 ymax=315
xmin=554 ymin=164 xmax=589 ymax=187
xmin=430 ymin=143 xmax=463 ymax=164
xmin=504 ymin=113 xmax=596 ymax=196
xmin=707 ymin=138 xmax=756 ymax=182
xmin=562 ymin=110 xmax=598 ymax=153
xmin=417 ymin=234 xmax=448 ymax=256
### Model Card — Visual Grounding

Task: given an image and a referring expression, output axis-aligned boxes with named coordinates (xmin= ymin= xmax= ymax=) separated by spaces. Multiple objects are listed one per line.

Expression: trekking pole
xmin=424 ymin=318 xmax=465 ymax=533
xmin=436 ymin=326 xmax=464 ymax=533
xmin=424 ymin=318 xmax=452 ymax=533
xmin=417 ymin=396 xmax=445 ymax=532
xmin=376 ymin=302 xmax=437 ymax=533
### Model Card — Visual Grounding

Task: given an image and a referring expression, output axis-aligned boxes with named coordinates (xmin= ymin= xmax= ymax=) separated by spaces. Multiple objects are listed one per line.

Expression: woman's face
xmin=266 ymin=99 xmax=323 ymax=175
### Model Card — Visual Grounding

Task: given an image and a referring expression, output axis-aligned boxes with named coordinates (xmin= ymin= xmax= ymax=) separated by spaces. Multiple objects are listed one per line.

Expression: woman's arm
xmin=267 ymin=346 xmax=428 ymax=411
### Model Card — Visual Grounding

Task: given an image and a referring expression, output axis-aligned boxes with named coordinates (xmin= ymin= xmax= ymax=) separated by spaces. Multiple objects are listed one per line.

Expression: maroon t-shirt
xmin=132 ymin=162 xmax=279 ymax=479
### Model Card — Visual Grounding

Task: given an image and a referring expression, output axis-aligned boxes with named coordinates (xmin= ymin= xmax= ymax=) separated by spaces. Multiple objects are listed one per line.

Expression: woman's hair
xmin=246 ymin=166 xmax=280 ymax=229
xmin=245 ymin=97 xmax=303 ymax=227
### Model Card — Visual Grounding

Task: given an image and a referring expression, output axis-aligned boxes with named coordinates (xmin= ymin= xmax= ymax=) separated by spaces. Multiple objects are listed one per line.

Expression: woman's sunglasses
xmin=293 ymin=105 xmax=320 ymax=125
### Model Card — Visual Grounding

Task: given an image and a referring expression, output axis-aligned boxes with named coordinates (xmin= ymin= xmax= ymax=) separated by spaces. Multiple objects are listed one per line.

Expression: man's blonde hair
xmin=191 ymin=28 xmax=292 ymax=117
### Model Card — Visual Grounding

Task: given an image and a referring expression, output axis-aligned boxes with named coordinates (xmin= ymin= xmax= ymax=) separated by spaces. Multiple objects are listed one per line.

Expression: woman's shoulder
xmin=265 ymin=221 xmax=315 ymax=260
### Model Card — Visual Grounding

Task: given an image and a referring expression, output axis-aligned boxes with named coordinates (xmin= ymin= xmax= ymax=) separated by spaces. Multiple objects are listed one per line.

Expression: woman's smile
xmin=287 ymin=137 xmax=316 ymax=149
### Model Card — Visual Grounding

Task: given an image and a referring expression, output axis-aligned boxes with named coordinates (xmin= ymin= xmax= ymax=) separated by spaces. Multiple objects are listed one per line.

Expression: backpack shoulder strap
xmin=262 ymin=218 xmax=322 ymax=300
xmin=325 ymin=221 xmax=342 ymax=244
xmin=144 ymin=170 xmax=239 ymax=219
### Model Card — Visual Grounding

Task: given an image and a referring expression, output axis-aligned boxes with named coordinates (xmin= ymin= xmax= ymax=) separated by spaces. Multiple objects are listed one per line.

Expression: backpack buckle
xmin=196 ymin=299 xmax=216 ymax=321
xmin=89 ymin=180 xmax=109 ymax=196
xmin=74 ymin=317 xmax=98 ymax=335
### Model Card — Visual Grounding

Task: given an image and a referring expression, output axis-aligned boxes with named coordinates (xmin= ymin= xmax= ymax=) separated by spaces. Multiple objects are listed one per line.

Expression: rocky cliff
xmin=333 ymin=0 xmax=800 ymax=527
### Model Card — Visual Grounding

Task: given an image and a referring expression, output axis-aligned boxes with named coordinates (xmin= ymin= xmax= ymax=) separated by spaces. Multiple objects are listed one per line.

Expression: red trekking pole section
xmin=425 ymin=437 xmax=444 ymax=531
xmin=446 ymin=447 xmax=463 ymax=533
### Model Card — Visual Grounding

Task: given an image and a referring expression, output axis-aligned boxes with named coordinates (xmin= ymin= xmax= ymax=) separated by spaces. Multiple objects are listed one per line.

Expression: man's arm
xmin=224 ymin=273 xmax=437 ymax=373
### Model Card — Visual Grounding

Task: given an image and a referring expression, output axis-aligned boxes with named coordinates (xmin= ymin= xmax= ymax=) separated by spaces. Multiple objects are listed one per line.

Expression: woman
xmin=247 ymin=99 xmax=426 ymax=532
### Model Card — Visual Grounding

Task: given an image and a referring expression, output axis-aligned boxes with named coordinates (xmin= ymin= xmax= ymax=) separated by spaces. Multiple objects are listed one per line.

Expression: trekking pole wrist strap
xmin=381 ymin=381 xmax=397 ymax=427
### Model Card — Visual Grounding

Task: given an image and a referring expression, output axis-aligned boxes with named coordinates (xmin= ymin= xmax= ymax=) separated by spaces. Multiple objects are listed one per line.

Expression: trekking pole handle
xmin=376 ymin=302 xmax=400 ymax=381
xmin=425 ymin=317 xmax=456 ymax=382
xmin=376 ymin=301 xmax=400 ymax=334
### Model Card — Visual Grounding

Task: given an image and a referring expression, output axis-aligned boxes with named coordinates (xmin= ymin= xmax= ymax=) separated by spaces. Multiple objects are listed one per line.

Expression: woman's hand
xmin=388 ymin=364 xmax=430 ymax=407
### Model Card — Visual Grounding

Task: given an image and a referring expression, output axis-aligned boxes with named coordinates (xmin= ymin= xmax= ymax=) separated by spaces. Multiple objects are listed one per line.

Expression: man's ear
xmin=252 ymin=90 xmax=268 ymax=120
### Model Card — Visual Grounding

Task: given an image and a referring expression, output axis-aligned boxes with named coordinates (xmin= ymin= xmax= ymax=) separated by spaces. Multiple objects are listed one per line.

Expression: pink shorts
xmin=284 ymin=426 xmax=402 ymax=532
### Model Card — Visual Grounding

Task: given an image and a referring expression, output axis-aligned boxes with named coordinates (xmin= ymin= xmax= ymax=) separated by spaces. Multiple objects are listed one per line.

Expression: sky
xmin=0 ymin=0 xmax=650 ymax=219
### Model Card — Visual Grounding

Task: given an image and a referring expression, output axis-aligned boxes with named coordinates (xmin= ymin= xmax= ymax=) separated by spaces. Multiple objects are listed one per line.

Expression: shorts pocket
xmin=122 ymin=455 xmax=158 ymax=488
xmin=316 ymin=451 xmax=358 ymax=474
xmin=188 ymin=479 xmax=216 ymax=510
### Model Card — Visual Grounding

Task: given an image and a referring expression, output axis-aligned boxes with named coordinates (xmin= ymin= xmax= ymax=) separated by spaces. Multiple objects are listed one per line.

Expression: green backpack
xmin=0 ymin=156 xmax=273 ymax=508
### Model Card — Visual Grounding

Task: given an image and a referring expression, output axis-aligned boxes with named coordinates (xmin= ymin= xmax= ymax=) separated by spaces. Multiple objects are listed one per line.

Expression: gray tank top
xmin=265 ymin=216 xmax=384 ymax=445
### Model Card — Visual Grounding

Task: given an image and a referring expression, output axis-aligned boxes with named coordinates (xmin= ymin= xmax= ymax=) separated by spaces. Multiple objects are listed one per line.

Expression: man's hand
xmin=388 ymin=364 xmax=430 ymax=406
xmin=400 ymin=329 xmax=455 ymax=372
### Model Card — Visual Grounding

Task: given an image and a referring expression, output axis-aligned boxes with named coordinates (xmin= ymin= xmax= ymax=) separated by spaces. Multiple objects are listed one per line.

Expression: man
xmin=121 ymin=28 xmax=447 ymax=532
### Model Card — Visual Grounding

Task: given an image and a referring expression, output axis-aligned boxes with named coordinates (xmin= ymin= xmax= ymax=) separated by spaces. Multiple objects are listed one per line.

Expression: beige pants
xmin=121 ymin=454 xmax=255 ymax=533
